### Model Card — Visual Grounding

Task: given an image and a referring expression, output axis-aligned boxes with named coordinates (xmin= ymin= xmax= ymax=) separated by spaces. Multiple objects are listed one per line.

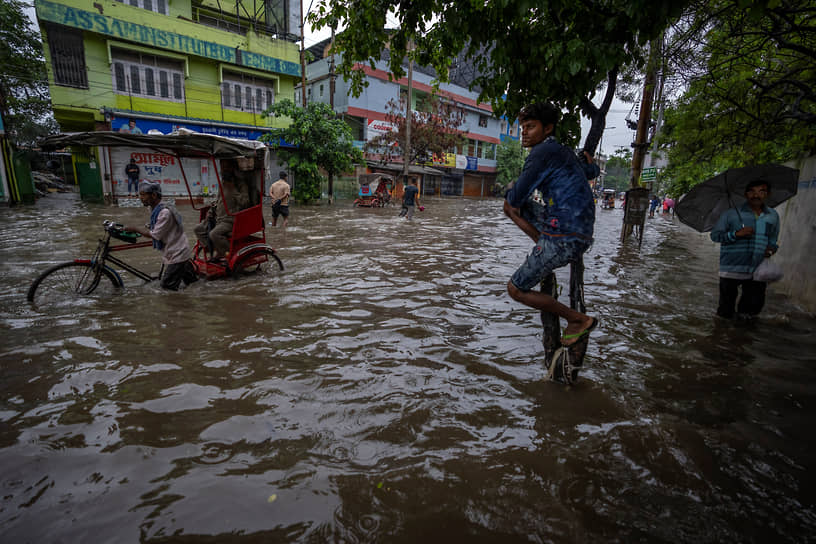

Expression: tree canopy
xmin=0 ymin=0 xmax=56 ymax=146
xmin=309 ymin=0 xmax=689 ymax=152
xmin=659 ymin=0 xmax=816 ymax=194
xmin=364 ymin=94 xmax=466 ymax=167
xmin=262 ymin=100 xmax=363 ymax=203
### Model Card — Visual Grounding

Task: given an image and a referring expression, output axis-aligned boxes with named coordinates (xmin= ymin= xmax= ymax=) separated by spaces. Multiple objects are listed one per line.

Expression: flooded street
xmin=1 ymin=194 xmax=815 ymax=542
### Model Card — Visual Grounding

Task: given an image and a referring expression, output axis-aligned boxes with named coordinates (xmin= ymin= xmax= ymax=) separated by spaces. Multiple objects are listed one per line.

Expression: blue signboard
xmin=112 ymin=116 xmax=297 ymax=149
xmin=113 ymin=117 xmax=264 ymax=140
xmin=465 ymin=157 xmax=478 ymax=171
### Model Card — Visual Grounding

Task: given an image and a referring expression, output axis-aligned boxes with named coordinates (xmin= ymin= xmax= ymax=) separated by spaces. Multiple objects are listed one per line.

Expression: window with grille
xmin=46 ymin=24 xmax=88 ymax=89
xmin=111 ymin=49 xmax=184 ymax=102
xmin=221 ymin=71 xmax=275 ymax=114
xmin=113 ymin=0 xmax=168 ymax=15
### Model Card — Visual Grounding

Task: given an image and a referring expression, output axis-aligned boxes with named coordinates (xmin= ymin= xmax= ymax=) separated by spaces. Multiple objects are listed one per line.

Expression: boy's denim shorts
xmin=510 ymin=235 xmax=591 ymax=292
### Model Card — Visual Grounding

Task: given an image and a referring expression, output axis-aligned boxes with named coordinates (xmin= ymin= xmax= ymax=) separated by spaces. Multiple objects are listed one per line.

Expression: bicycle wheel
xmin=231 ymin=249 xmax=284 ymax=278
xmin=27 ymin=261 xmax=122 ymax=304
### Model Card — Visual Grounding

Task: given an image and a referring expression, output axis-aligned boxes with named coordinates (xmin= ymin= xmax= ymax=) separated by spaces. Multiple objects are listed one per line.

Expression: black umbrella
xmin=675 ymin=164 xmax=799 ymax=232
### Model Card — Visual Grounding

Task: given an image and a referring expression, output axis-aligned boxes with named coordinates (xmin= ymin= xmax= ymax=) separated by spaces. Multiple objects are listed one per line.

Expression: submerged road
xmin=1 ymin=194 xmax=815 ymax=542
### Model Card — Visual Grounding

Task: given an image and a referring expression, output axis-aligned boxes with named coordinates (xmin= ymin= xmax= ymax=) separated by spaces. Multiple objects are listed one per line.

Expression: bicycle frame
xmin=82 ymin=228 xmax=157 ymax=286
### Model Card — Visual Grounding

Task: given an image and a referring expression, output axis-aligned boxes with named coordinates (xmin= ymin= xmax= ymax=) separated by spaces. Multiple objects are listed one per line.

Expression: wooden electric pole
xmin=621 ymin=38 xmax=659 ymax=244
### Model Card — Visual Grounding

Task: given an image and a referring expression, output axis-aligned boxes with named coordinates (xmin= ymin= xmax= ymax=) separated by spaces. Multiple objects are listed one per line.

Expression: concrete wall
xmin=306 ymin=55 xmax=501 ymax=168
xmin=776 ymin=155 xmax=816 ymax=313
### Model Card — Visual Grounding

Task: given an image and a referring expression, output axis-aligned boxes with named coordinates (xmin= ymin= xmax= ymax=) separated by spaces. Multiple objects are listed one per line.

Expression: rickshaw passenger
xmin=375 ymin=178 xmax=390 ymax=204
xmin=195 ymin=176 xmax=250 ymax=260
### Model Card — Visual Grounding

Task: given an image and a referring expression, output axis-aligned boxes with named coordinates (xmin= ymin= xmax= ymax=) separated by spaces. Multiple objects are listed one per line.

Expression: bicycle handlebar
xmin=103 ymin=220 xmax=142 ymax=243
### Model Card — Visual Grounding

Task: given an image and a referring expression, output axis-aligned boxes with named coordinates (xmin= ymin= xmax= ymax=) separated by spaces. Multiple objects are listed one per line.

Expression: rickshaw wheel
xmin=230 ymin=249 xmax=284 ymax=278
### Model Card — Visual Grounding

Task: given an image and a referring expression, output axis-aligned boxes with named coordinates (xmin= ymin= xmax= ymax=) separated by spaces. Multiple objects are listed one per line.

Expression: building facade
xmin=301 ymin=41 xmax=504 ymax=198
xmin=35 ymin=0 xmax=301 ymax=199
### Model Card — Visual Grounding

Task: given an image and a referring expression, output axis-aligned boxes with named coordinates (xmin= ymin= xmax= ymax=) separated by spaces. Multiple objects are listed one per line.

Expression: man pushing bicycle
xmin=124 ymin=180 xmax=198 ymax=291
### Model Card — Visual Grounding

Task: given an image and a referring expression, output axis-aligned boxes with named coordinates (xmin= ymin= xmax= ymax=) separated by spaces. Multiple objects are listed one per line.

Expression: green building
xmin=35 ymin=0 xmax=301 ymax=200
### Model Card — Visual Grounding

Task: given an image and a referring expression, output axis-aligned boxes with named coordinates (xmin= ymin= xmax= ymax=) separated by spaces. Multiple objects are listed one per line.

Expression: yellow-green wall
xmin=38 ymin=0 xmax=300 ymax=130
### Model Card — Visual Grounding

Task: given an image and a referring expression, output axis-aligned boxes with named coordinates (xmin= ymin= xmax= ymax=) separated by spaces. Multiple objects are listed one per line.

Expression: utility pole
xmin=629 ymin=51 xmax=656 ymax=189
xmin=402 ymin=44 xmax=413 ymax=191
xmin=327 ymin=23 xmax=336 ymax=203
xmin=621 ymin=38 xmax=658 ymax=244
xmin=329 ymin=24 xmax=336 ymax=111
xmin=299 ymin=0 xmax=307 ymax=108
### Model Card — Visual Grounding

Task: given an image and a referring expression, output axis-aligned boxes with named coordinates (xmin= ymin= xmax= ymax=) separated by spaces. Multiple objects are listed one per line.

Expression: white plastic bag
xmin=753 ymin=258 xmax=784 ymax=283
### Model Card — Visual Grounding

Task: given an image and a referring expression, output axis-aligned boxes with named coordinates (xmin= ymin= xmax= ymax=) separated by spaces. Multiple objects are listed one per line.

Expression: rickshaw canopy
xmin=40 ymin=130 xmax=266 ymax=159
xmin=358 ymin=173 xmax=394 ymax=187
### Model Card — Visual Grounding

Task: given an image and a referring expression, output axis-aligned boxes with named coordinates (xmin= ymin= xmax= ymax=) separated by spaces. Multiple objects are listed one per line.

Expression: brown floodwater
xmin=1 ymin=192 xmax=815 ymax=542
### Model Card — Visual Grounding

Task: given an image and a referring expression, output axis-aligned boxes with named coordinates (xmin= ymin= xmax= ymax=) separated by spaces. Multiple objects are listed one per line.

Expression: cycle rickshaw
xmin=28 ymin=131 xmax=283 ymax=304
xmin=353 ymin=174 xmax=393 ymax=208
xmin=600 ymin=188 xmax=616 ymax=209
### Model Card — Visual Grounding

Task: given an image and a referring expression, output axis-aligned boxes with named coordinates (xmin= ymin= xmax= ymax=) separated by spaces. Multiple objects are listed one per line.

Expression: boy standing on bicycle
xmin=503 ymin=102 xmax=598 ymax=345
xmin=124 ymin=181 xmax=198 ymax=290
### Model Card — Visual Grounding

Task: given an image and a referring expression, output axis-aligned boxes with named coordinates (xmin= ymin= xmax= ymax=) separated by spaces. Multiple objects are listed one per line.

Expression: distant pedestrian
xmin=124 ymin=158 xmax=140 ymax=196
xmin=710 ymin=179 xmax=779 ymax=319
xmin=663 ymin=195 xmax=675 ymax=214
xmin=649 ymin=195 xmax=660 ymax=218
xmin=398 ymin=179 xmax=420 ymax=220
xmin=269 ymin=171 xmax=291 ymax=227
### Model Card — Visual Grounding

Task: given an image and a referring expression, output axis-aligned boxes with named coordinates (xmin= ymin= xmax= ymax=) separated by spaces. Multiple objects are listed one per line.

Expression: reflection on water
xmin=1 ymin=194 xmax=815 ymax=542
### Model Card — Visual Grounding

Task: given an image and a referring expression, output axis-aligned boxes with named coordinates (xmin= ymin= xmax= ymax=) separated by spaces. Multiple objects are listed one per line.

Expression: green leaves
xmin=0 ymin=0 xmax=54 ymax=147
xmin=262 ymin=99 xmax=363 ymax=203
xmin=659 ymin=0 xmax=815 ymax=194
xmin=310 ymin=0 xmax=687 ymax=122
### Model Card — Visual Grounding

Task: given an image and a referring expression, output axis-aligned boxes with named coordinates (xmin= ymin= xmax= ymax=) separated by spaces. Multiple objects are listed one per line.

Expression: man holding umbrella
xmin=710 ymin=179 xmax=779 ymax=319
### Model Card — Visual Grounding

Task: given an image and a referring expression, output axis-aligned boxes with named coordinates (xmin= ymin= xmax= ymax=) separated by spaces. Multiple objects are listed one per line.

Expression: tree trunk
xmin=580 ymin=67 xmax=619 ymax=156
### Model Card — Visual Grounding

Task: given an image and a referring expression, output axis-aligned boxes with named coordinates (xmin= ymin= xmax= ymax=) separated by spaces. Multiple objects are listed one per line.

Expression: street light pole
xmin=599 ymin=126 xmax=616 ymax=159
xmin=598 ymin=126 xmax=615 ymax=189
xmin=299 ymin=0 xmax=307 ymax=108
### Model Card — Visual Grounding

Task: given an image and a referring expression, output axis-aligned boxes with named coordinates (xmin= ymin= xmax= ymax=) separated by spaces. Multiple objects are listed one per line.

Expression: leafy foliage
xmin=262 ymin=99 xmax=363 ymax=204
xmin=659 ymin=0 xmax=816 ymax=194
xmin=0 ymin=0 xmax=56 ymax=146
xmin=309 ymin=0 xmax=688 ymax=152
xmin=495 ymin=138 xmax=526 ymax=191
xmin=364 ymin=94 xmax=466 ymax=167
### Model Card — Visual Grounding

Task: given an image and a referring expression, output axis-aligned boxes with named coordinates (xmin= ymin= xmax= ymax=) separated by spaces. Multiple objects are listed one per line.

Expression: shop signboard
xmin=110 ymin=147 xmax=213 ymax=196
xmin=366 ymin=119 xmax=397 ymax=141
xmin=641 ymin=167 xmax=657 ymax=182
